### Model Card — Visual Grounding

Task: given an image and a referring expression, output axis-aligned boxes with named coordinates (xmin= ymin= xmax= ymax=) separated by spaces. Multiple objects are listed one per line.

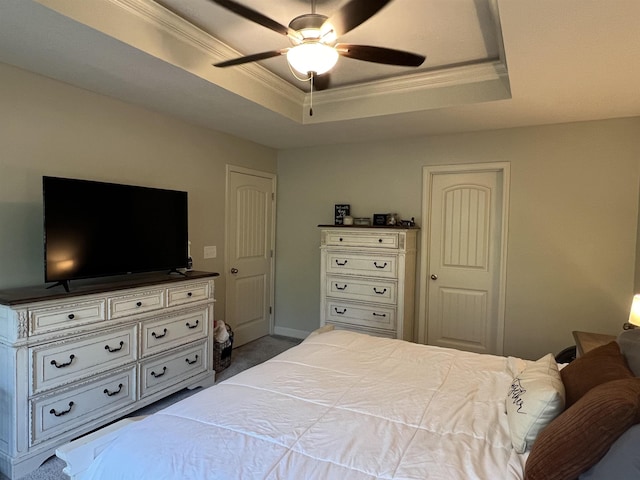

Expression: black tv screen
xmin=43 ymin=176 xmax=188 ymax=285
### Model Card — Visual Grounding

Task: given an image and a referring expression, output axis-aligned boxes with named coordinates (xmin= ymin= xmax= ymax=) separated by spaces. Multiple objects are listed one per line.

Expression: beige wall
xmin=275 ymin=118 xmax=640 ymax=359
xmin=3 ymin=62 xmax=640 ymax=361
xmin=0 ymin=63 xmax=277 ymax=321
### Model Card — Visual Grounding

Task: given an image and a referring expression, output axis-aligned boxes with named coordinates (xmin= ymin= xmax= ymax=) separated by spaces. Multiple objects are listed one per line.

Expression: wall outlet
xmin=203 ymin=246 xmax=217 ymax=259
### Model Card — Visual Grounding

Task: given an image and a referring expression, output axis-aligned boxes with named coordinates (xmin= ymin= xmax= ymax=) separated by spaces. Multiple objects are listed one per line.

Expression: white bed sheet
xmin=83 ymin=330 xmax=528 ymax=479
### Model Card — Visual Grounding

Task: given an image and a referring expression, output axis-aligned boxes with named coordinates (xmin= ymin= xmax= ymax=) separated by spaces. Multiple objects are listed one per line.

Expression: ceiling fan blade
xmin=336 ymin=44 xmax=425 ymax=67
xmin=324 ymin=0 xmax=392 ymax=37
xmin=214 ymin=49 xmax=288 ymax=68
xmin=208 ymin=0 xmax=297 ymax=38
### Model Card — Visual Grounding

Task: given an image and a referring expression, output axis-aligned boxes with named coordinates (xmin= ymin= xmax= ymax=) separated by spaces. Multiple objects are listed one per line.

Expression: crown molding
xmin=110 ymin=0 xmax=307 ymax=118
xmin=108 ymin=0 xmax=301 ymax=100
xmin=34 ymin=0 xmax=510 ymax=126
xmin=109 ymin=0 xmax=511 ymax=124
xmin=304 ymin=60 xmax=511 ymax=123
xmin=317 ymin=61 xmax=508 ymax=102
xmin=35 ymin=0 xmax=304 ymax=121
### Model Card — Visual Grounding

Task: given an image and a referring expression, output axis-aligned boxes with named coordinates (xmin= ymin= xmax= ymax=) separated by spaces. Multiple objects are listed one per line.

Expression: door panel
xmin=427 ymin=171 xmax=502 ymax=354
xmin=442 ymin=186 xmax=489 ymax=269
xmin=437 ymin=287 xmax=488 ymax=349
xmin=226 ymin=169 xmax=275 ymax=347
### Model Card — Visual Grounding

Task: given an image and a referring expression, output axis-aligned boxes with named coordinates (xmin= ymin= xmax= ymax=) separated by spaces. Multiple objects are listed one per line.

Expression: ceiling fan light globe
xmin=287 ymin=43 xmax=338 ymax=75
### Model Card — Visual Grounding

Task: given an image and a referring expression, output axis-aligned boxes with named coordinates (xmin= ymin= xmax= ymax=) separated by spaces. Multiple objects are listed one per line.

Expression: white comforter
xmin=84 ymin=330 xmax=528 ymax=479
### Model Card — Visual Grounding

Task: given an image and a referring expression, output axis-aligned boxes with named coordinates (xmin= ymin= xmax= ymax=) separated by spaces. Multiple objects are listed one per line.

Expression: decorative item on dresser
xmin=0 ymin=271 xmax=218 ymax=480
xmin=334 ymin=204 xmax=350 ymax=225
xmin=318 ymin=226 xmax=419 ymax=340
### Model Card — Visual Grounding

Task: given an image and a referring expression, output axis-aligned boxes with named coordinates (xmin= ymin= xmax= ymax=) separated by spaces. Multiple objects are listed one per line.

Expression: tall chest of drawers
xmin=319 ymin=227 xmax=418 ymax=340
xmin=0 ymin=271 xmax=218 ymax=480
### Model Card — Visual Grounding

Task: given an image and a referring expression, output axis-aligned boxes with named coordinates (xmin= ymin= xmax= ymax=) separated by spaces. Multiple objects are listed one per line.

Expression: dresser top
xmin=317 ymin=225 xmax=420 ymax=229
xmin=0 ymin=271 xmax=219 ymax=306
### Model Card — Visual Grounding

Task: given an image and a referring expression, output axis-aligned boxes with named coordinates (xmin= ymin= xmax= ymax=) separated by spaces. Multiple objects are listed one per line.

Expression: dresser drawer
xmin=167 ymin=281 xmax=211 ymax=307
xmin=140 ymin=341 xmax=208 ymax=398
xmin=326 ymin=252 xmax=398 ymax=278
xmin=325 ymin=276 xmax=397 ymax=305
xmin=324 ymin=230 xmax=400 ymax=248
xmin=140 ymin=308 xmax=209 ymax=357
xmin=31 ymin=367 xmax=136 ymax=445
xmin=30 ymin=299 xmax=106 ymax=335
xmin=31 ymin=326 xmax=137 ymax=394
xmin=108 ymin=289 xmax=165 ymax=319
xmin=325 ymin=300 xmax=396 ymax=332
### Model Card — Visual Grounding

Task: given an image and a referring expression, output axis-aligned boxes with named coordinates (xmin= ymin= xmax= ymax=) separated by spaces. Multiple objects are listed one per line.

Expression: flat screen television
xmin=43 ymin=176 xmax=188 ymax=291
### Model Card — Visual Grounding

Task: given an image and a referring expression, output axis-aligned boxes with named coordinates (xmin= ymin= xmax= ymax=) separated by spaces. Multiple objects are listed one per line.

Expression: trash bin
xmin=213 ymin=323 xmax=234 ymax=372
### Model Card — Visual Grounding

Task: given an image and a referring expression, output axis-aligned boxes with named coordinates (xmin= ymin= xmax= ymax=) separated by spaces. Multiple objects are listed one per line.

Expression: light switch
xmin=204 ymin=246 xmax=217 ymax=259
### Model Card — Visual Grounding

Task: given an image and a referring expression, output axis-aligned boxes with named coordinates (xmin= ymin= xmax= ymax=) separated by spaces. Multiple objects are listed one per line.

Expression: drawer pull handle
xmin=185 ymin=355 xmax=199 ymax=365
xmin=104 ymin=341 xmax=124 ymax=353
xmin=104 ymin=383 xmax=124 ymax=397
xmin=51 ymin=354 xmax=75 ymax=368
xmin=334 ymin=308 xmax=347 ymax=315
xmin=152 ymin=328 xmax=168 ymax=339
xmin=187 ymin=292 xmax=193 ymax=297
xmin=373 ymin=262 xmax=388 ymax=269
xmin=136 ymin=301 xmax=143 ymax=307
xmin=50 ymin=402 xmax=74 ymax=417
xmin=151 ymin=366 xmax=167 ymax=378
xmin=339 ymin=237 xmax=343 ymax=241
xmin=186 ymin=320 xmax=199 ymax=329
xmin=378 ymin=238 xmax=383 ymax=243
xmin=373 ymin=312 xmax=387 ymax=317
xmin=335 ymin=260 xmax=348 ymax=266
xmin=67 ymin=313 xmax=75 ymax=320
xmin=373 ymin=288 xmax=387 ymax=295
xmin=335 ymin=284 xmax=347 ymax=291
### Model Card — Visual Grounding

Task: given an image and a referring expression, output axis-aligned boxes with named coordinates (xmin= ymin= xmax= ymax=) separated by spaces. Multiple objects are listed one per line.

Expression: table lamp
xmin=623 ymin=294 xmax=640 ymax=330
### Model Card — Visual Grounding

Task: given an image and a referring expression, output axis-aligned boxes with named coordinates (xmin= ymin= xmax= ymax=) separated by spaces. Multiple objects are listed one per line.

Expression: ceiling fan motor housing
xmin=288 ymin=14 xmax=335 ymax=45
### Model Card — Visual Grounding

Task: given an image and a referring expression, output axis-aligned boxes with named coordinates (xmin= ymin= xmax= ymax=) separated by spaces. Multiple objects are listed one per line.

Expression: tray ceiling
xmin=0 ymin=0 xmax=638 ymax=149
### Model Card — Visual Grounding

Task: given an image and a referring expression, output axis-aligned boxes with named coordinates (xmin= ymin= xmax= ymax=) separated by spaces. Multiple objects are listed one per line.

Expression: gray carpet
xmin=6 ymin=335 xmax=301 ymax=480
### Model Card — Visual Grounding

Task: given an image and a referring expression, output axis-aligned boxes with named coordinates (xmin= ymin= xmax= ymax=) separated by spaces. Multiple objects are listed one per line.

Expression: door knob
xmin=430 ymin=274 xmax=438 ymax=280
xmin=230 ymin=268 xmax=239 ymax=274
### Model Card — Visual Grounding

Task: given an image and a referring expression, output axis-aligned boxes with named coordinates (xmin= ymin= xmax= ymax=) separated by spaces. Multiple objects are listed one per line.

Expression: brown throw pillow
xmin=524 ymin=377 xmax=640 ymax=480
xmin=560 ymin=341 xmax=633 ymax=408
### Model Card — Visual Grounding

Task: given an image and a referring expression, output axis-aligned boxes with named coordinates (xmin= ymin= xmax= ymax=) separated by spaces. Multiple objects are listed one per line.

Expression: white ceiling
xmin=0 ymin=0 xmax=639 ymax=149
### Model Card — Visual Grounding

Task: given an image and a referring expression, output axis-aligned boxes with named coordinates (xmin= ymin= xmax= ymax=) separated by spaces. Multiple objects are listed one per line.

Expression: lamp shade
xmin=629 ymin=294 xmax=640 ymax=327
xmin=287 ymin=42 xmax=339 ymax=75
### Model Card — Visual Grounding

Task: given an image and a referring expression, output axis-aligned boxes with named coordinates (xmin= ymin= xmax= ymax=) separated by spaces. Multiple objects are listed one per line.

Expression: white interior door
xmin=225 ymin=166 xmax=275 ymax=347
xmin=420 ymin=163 xmax=509 ymax=355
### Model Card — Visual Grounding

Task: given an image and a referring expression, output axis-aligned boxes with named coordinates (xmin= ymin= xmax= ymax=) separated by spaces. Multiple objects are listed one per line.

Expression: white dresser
xmin=319 ymin=227 xmax=418 ymax=340
xmin=0 ymin=271 xmax=218 ymax=479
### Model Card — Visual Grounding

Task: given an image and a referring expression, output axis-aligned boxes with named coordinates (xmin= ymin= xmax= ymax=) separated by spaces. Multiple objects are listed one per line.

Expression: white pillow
xmin=506 ymin=353 xmax=565 ymax=453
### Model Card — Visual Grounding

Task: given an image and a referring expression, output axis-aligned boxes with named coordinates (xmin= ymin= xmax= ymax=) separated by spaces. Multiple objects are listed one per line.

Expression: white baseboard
xmin=273 ymin=326 xmax=311 ymax=339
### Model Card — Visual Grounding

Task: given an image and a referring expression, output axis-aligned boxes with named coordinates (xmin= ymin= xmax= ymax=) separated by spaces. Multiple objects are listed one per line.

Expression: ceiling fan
xmin=209 ymin=0 xmax=426 ymax=88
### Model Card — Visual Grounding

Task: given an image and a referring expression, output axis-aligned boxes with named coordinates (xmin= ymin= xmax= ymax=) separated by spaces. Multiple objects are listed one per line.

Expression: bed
xmin=57 ymin=328 xmax=640 ymax=480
